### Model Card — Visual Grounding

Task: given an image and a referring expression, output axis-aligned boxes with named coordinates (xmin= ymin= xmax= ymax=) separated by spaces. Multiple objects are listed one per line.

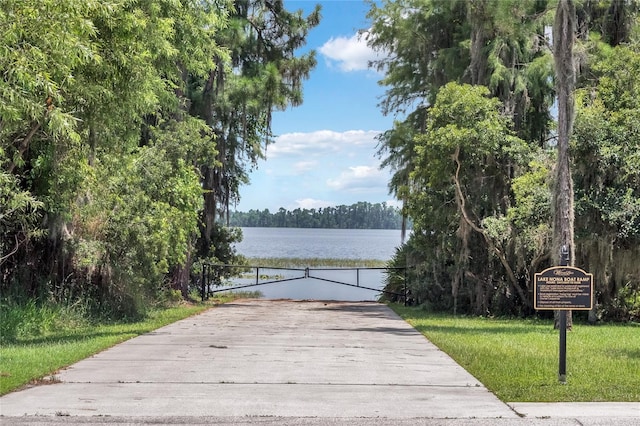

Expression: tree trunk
xmin=552 ymin=0 xmax=576 ymax=330
xmin=201 ymin=166 xmax=218 ymax=255
xmin=452 ymin=146 xmax=528 ymax=304
xmin=198 ymin=64 xmax=224 ymax=256
xmin=467 ymin=0 xmax=490 ymax=86
xmin=172 ymin=246 xmax=192 ymax=299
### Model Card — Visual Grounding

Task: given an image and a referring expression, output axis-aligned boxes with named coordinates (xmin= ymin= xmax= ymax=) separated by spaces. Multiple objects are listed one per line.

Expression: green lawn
xmin=390 ymin=305 xmax=640 ymax=402
xmin=0 ymin=302 xmax=218 ymax=395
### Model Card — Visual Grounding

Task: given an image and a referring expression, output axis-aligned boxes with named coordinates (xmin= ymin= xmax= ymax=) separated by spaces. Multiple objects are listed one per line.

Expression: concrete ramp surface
xmin=0 ymin=300 xmax=516 ymax=419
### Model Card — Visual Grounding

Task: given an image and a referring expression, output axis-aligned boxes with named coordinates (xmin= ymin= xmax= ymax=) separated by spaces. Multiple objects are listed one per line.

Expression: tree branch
xmin=8 ymin=121 xmax=41 ymax=174
xmin=0 ymin=234 xmax=21 ymax=266
xmin=452 ymin=146 xmax=528 ymax=303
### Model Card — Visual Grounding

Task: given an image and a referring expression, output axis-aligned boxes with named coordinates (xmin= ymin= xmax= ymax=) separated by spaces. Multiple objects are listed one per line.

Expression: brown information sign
xmin=534 ymin=266 xmax=593 ymax=310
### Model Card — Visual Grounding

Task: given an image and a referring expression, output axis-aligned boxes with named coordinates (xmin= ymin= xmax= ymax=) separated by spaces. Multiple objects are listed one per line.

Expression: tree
xmin=373 ymin=0 xmax=640 ymax=320
xmin=1 ymin=0 xmax=322 ymax=313
xmin=193 ymin=0 xmax=320 ymax=257
xmin=1 ymin=0 xmax=104 ymax=294
xmin=409 ymin=82 xmax=529 ymax=314
xmin=573 ymin=37 xmax=640 ymax=322
xmin=366 ymin=0 xmax=469 ymax=112
xmin=369 ymin=0 xmax=555 ymax=315
xmin=552 ymin=0 xmax=577 ymax=329
xmin=1 ymin=0 xmax=232 ymax=313
xmin=552 ymin=0 xmax=576 ymax=266
xmin=228 ymin=202 xmax=405 ymax=229
xmin=367 ymin=0 xmax=469 ymax=246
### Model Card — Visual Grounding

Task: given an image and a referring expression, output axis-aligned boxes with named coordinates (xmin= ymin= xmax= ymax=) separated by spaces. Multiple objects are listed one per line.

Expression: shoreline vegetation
xmin=242 ymin=257 xmax=388 ymax=268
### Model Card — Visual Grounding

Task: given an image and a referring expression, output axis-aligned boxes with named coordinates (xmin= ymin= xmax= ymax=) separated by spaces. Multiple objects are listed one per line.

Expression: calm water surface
xmin=231 ymin=227 xmax=405 ymax=301
xmin=235 ymin=227 xmax=403 ymax=260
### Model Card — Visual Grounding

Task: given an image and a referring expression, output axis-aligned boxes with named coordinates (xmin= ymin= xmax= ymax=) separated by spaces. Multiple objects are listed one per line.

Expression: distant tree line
xmin=229 ymin=202 xmax=407 ymax=229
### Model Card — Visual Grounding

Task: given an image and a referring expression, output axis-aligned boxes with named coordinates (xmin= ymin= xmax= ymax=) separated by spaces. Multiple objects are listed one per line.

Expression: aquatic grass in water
xmin=208 ymin=258 xmax=387 ymax=285
xmin=245 ymin=257 xmax=387 ymax=268
xmin=390 ymin=305 xmax=640 ymax=402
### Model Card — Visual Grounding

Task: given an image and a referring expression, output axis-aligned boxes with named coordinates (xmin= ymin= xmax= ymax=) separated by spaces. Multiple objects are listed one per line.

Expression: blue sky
xmin=235 ymin=0 xmax=399 ymax=212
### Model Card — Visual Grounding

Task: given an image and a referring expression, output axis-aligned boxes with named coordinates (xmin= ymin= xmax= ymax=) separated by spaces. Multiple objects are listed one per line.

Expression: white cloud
xmin=319 ymin=31 xmax=383 ymax=72
xmin=326 ymin=165 xmax=387 ymax=193
xmin=292 ymin=160 xmax=318 ymax=174
xmin=292 ymin=198 xmax=335 ymax=210
xmin=269 ymin=130 xmax=381 ymax=158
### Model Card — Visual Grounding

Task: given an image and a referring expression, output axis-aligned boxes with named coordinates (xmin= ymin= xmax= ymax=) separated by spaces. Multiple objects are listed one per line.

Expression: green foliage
xmin=0 ymin=162 xmax=44 ymax=267
xmin=97 ymin=147 xmax=201 ymax=282
xmin=372 ymin=0 xmax=639 ymax=320
xmin=382 ymin=240 xmax=452 ymax=310
xmin=194 ymin=0 xmax=320 ymax=250
xmin=506 ymin=155 xmax=554 ymax=273
xmin=1 ymin=0 xmax=317 ymax=319
xmin=0 ymin=0 xmax=100 ymax=145
xmin=367 ymin=0 xmax=470 ymax=111
xmin=0 ymin=299 xmax=90 ymax=344
xmin=370 ymin=0 xmax=557 ymax=316
xmin=574 ymin=93 xmax=640 ymax=242
xmin=509 ymin=158 xmax=552 ymax=230
xmin=402 ymin=82 xmax=534 ymax=315
xmin=572 ymin=38 xmax=640 ymax=320
xmin=229 ymin=201 xmax=406 ymax=229
xmin=412 ymin=83 xmax=527 ymax=186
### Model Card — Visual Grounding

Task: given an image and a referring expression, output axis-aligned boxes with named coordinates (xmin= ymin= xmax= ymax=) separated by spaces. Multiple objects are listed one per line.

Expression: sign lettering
xmin=534 ymin=266 xmax=593 ymax=310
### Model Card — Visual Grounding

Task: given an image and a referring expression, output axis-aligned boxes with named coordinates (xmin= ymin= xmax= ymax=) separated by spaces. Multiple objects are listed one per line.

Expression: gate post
xmin=404 ymin=268 xmax=407 ymax=306
xmin=201 ymin=263 xmax=207 ymax=301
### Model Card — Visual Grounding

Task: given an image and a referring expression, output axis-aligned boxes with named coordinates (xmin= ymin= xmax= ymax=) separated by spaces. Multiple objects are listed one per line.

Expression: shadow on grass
xmin=410 ymin=323 xmax=554 ymax=336
xmin=4 ymin=328 xmax=151 ymax=347
xmin=326 ymin=326 xmax=421 ymax=336
xmin=606 ymin=348 xmax=640 ymax=359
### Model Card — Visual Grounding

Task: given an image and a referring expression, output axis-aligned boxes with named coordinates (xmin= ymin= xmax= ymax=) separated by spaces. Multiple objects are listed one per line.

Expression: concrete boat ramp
xmin=1 ymin=299 xmax=637 ymax=425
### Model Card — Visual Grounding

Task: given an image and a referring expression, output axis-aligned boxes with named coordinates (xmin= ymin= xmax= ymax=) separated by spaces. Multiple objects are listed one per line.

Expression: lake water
xmin=229 ymin=227 xmax=405 ymax=301
xmin=235 ymin=227 xmax=404 ymax=260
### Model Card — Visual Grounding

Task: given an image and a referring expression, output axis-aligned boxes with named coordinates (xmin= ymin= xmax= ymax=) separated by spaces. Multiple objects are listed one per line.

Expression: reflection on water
xmin=251 ymin=279 xmax=382 ymax=301
xmin=216 ymin=266 xmax=391 ymax=302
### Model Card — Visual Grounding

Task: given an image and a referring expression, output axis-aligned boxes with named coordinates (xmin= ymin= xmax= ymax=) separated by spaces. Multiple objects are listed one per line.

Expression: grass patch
xmin=0 ymin=294 xmax=239 ymax=396
xmin=390 ymin=305 xmax=640 ymax=402
xmin=246 ymin=257 xmax=387 ymax=268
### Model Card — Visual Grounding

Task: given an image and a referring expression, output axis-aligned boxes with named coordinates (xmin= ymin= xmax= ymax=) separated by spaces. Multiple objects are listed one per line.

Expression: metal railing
xmin=200 ymin=264 xmax=408 ymax=305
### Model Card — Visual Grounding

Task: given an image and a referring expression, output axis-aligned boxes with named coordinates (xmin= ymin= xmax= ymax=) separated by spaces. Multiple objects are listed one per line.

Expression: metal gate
xmin=199 ymin=263 xmax=407 ymax=305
